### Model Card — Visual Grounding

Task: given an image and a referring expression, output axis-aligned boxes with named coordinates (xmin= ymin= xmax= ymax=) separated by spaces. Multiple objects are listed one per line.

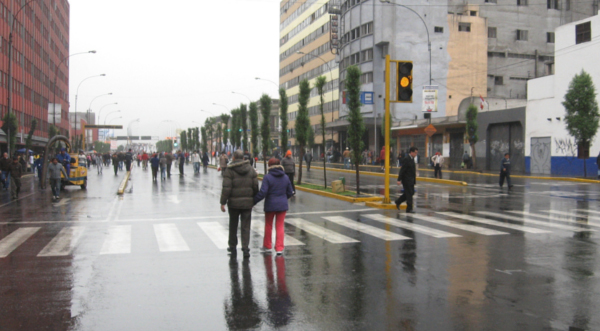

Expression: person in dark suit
xmin=395 ymin=147 xmax=418 ymax=213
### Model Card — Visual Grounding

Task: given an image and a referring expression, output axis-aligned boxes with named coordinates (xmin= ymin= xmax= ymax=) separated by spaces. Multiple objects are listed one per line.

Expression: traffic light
xmin=397 ymin=61 xmax=413 ymax=102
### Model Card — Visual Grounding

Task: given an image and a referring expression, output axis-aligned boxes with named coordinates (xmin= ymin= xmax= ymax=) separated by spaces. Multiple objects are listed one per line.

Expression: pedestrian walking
xmin=48 ymin=157 xmax=68 ymax=200
xmin=159 ymin=153 xmax=167 ymax=180
xmin=192 ymin=150 xmax=201 ymax=174
xmin=304 ymin=152 xmax=312 ymax=172
xmin=431 ymin=151 xmax=444 ymax=179
xmin=142 ymin=151 xmax=149 ymax=170
xmin=220 ymin=150 xmax=259 ymax=258
xmin=112 ymin=153 xmax=119 ymax=175
xmin=395 ymin=147 xmax=418 ymax=213
xmin=125 ymin=149 xmax=133 ymax=172
xmin=462 ymin=151 xmax=471 ymax=169
xmin=8 ymin=157 xmax=23 ymax=200
xmin=379 ymin=146 xmax=386 ymax=170
xmin=202 ymin=151 xmax=210 ymax=170
xmin=343 ymin=147 xmax=351 ymax=169
xmin=166 ymin=152 xmax=173 ymax=177
xmin=254 ymin=158 xmax=294 ymax=255
xmin=219 ymin=151 xmax=229 ymax=176
xmin=150 ymin=153 xmax=160 ymax=181
xmin=178 ymin=150 xmax=185 ymax=176
xmin=596 ymin=151 xmax=600 ymax=179
xmin=0 ymin=152 xmax=11 ymax=190
xmin=243 ymin=150 xmax=254 ymax=167
xmin=499 ymin=153 xmax=513 ymax=188
xmin=281 ymin=150 xmax=295 ymax=194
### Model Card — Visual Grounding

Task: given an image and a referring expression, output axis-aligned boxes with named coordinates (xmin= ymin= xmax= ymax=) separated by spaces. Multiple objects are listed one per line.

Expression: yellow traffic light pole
xmin=384 ymin=55 xmax=391 ymax=203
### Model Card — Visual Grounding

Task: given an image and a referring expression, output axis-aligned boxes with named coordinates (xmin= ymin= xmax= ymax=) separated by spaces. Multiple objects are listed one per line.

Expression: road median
xmin=117 ymin=171 xmax=130 ymax=195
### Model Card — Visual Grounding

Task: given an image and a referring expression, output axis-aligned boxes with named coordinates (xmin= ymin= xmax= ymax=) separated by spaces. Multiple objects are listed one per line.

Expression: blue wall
xmin=525 ymin=156 xmax=599 ymax=177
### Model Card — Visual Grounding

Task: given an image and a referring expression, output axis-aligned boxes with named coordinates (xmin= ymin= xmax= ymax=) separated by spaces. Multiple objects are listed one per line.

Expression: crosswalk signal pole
xmin=384 ymin=54 xmax=391 ymax=204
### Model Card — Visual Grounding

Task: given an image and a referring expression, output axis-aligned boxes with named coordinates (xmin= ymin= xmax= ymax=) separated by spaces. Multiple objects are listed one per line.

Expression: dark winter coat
xmin=281 ymin=156 xmax=295 ymax=174
xmin=220 ymin=160 xmax=258 ymax=210
xmin=397 ymin=155 xmax=416 ymax=186
xmin=501 ymin=158 xmax=511 ymax=174
xmin=0 ymin=157 xmax=11 ymax=171
xmin=254 ymin=166 xmax=294 ymax=212
xmin=150 ymin=156 xmax=160 ymax=168
xmin=8 ymin=162 xmax=23 ymax=178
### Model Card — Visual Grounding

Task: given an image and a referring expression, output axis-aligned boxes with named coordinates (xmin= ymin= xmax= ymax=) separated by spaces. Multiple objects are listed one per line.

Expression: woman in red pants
xmin=254 ymin=158 xmax=294 ymax=255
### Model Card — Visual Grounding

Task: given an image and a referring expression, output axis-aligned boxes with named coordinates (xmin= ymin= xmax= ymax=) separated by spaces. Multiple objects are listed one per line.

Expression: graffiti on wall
xmin=554 ymin=138 xmax=577 ymax=157
xmin=531 ymin=137 xmax=551 ymax=174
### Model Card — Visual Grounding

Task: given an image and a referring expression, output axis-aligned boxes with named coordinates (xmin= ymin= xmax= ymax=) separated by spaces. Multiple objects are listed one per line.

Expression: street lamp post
xmin=97 ymin=103 xmax=118 ymax=140
xmin=74 ymin=74 xmax=106 ymax=141
xmin=231 ymin=91 xmax=252 ymax=103
xmin=255 ymin=77 xmax=279 ymax=88
xmin=104 ymin=110 xmax=122 ymax=124
xmin=108 ymin=117 xmax=122 ymax=139
xmin=380 ymin=0 xmax=431 ymax=85
xmin=87 ymin=92 xmax=112 ymax=123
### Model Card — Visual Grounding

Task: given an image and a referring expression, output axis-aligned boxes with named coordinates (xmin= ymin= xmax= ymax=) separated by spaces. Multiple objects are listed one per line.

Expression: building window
xmin=547 ymin=0 xmax=559 ymax=9
xmin=546 ymin=62 xmax=554 ymax=75
xmin=488 ymin=27 xmax=497 ymax=38
xmin=470 ymin=11 xmax=477 ymax=16
xmin=494 ymin=76 xmax=504 ymax=85
xmin=458 ymin=23 xmax=471 ymax=32
xmin=576 ymin=21 xmax=591 ymax=44
xmin=360 ymin=72 xmax=373 ymax=84
xmin=565 ymin=0 xmax=571 ymax=10
xmin=547 ymin=32 xmax=555 ymax=43
xmin=517 ymin=0 xmax=528 ymax=6
xmin=361 ymin=48 xmax=373 ymax=62
xmin=516 ymin=29 xmax=528 ymax=41
xmin=361 ymin=22 xmax=373 ymax=36
xmin=434 ymin=26 xmax=443 ymax=33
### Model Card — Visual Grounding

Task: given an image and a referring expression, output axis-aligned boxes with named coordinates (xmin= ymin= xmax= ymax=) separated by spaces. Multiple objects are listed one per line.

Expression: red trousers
xmin=263 ymin=211 xmax=287 ymax=252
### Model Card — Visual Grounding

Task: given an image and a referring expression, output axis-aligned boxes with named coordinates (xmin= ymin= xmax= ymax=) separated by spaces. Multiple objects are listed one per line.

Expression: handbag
xmin=217 ymin=167 xmax=221 ymax=172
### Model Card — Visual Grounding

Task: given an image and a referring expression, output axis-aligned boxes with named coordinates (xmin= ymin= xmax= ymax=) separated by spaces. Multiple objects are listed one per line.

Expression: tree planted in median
xmin=346 ymin=65 xmax=366 ymax=195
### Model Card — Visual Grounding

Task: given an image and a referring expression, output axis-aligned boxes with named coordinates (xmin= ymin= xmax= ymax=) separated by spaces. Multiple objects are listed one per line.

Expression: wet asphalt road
xmin=1 ymin=161 xmax=600 ymax=330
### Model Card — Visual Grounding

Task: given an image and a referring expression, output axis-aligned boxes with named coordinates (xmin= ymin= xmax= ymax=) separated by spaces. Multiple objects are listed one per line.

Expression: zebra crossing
xmin=0 ymin=209 xmax=597 ymax=258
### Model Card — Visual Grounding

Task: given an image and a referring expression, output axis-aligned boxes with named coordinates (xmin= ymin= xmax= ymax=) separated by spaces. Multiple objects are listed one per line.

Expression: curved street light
xmin=104 ymin=110 xmax=122 ymax=124
xmin=87 ymin=92 xmax=112 ymax=123
xmin=97 ymin=102 xmax=118 ymax=125
xmin=52 ymin=51 xmax=96 ymax=126
xmin=231 ymin=91 xmax=251 ymax=103
xmin=74 ymin=74 xmax=106 ymax=137
xmin=255 ymin=77 xmax=279 ymax=88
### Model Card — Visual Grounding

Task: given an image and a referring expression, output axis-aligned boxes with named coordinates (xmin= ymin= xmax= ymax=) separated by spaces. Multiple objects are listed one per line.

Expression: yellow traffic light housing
xmin=397 ymin=61 xmax=413 ymax=102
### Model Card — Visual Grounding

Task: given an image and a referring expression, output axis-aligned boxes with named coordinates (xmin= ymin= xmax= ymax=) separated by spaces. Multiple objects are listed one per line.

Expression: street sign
xmin=424 ymin=124 xmax=437 ymax=137
xmin=85 ymin=125 xmax=123 ymax=129
xmin=47 ymin=103 xmax=61 ymax=123
xmin=360 ymin=92 xmax=374 ymax=105
xmin=141 ymin=136 xmax=152 ymax=140
xmin=116 ymin=136 xmax=128 ymax=140
xmin=422 ymin=85 xmax=438 ymax=112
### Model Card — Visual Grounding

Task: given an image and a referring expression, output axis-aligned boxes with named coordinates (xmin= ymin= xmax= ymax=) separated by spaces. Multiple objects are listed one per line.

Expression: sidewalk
xmin=0 ymin=174 xmax=37 ymax=205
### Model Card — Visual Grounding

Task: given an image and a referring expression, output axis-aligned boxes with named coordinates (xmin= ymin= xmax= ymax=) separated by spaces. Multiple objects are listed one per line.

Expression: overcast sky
xmin=68 ymin=0 xmax=281 ymax=139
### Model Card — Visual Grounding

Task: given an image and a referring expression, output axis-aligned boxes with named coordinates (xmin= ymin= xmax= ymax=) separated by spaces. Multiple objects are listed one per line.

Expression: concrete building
xmin=280 ymin=0 xmax=340 ymax=158
xmin=0 ymin=0 xmax=71 ymax=153
xmin=526 ymin=11 xmax=600 ymax=177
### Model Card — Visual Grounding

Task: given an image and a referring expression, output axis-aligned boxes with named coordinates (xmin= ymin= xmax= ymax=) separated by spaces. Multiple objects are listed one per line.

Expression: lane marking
xmin=407 ymin=214 xmax=509 ymax=236
xmin=0 ymin=227 xmax=41 ymax=258
xmin=362 ymin=214 xmax=461 ymax=238
xmin=113 ymin=199 xmax=124 ymax=222
xmin=541 ymin=209 xmax=600 ymax=223
xmin=38 ymin=226 xmax=85 ymax=257
xmin=323 ymin=216 xmax=411 ymax=241
xmin=436 ymin=212 xmax=551 ymax=234
xmin=154 ymin=224 xmax=190 ymax=252
xmin=197 ymin=222 xmax=230 ymax=250
xmin=251 ymin=219 xmax=305 ymax=246
xmin=573 ymin=209 xmax=600 ymax=216
xmin=0 ymin=193 xmax=35 ymax=209
xmin=476 ymin=211 xmax=596 ymax=232
xmin=103 ymin=198 xmax=119 ymax=222
xmin=53 ymin=198 xmax=70 ymax=207
xmin=99 ymin=225 xmax=132 ymax=255
xmin=509 ymin=210 xmax=600 ymax=228
xmin=286 ymin=218 xmax=359 ymax=244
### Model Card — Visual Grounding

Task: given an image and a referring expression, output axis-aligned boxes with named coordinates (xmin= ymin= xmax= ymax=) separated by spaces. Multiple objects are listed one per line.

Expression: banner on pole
xmin=422 ymin=86 xmax=438 ymax=112
xmin=47 ymin=103 xmax=61 ymax=123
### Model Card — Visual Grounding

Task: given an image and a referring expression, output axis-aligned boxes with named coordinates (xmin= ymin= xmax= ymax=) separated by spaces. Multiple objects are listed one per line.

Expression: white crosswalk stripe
xmin=362 ymin=214 xmax=461 ymax=238
xmin=475 ymin=211 xmax=595 ymax=232
xmin=0 ymin=227 xmax=41 ymax=258
xmin=508 ymin=211 xmax=600 ymax=228
xmin=407 ymin=214 xmax=509 ymax=236
xmin=322 ymin=216 xmax=411 ymax=241
xmin=100 ymin=225 xmax=132 ymax=255
xmin=286 ymin=218 xmax=359 ymax=244
xmin=197 ymin=222 xmax=229 ymax=250
xmin=154 ymin=224 xmax=190 ymax=252
xmin=540 ymin=210 xmax=600 ymax=223
xmin=572 ymin=209 xmax=600 ymax=216
xmin=251 ymin=220 xmax=305 ymax=246
xmin=436 ymin=212 xmax=551 ymax=234
xmin=38 ymin=226 xmax=86 ymax=257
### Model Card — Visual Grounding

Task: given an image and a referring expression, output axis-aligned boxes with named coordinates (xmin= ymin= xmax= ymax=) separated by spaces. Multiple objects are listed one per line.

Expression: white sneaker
xmin=276 ymin=250 xmax=284 ymax=256
xmin=260 ymin=247 xmax=272 ymax=254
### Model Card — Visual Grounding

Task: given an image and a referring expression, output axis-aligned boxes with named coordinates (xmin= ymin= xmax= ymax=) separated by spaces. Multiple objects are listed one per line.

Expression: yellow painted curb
xmin=117 ymin=171 xmax=130 ymax=195
xmin=365 ymin=201 xmax=406 ymax=210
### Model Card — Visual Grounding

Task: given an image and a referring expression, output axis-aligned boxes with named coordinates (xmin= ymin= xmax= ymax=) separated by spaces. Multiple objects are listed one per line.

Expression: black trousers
xmin=151 ymin=166 xmax=158 ymax=180
xmin=306 ymin=160 xmax=311 ymax=171
xmin=434 ymin=165 xmax=442 ymax=178
xmin=395 ymin=183 xmax=415 ymax=211
xmin=228 ymin=208 xmax=252 ymax=250
xmin=499 ymin=172 xmax=512 ymax=187
xmin=179 ymin=162 xmax=184 ymax=175
xmin=125 ymin=161 xmax=132 ymax=172
xmin=167 ymin=164 xmax=172 ymax=177
xmin=287 ymin=173 xmax=295 ymax=192
xmin=113 ymin=164 xmax=118 ymax=175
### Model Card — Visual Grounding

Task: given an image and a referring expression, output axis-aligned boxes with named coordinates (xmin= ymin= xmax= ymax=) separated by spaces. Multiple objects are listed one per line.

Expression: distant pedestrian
xmin=0 ymin=152 xmax=11 ymax=190
xmin=499 ymin=153 xmax=513 ymax=188
xmin=125 ymin=149 xmax=133 ymax=172
xmin=150 ymin=153 xmax=160 ymax=181
xmin=462 ymin=151 xmax=471 ymax=169
xmin=8 ymin=157 xmax=23 ymax=200
xmin=192 ymin=150 xmax=201 ymax=174
xmin=431 ymin=151 xmax=444 ymax=179
xmin=596 ymin=151 xmax=600 ymax=179
xmin=142 ymin=151 xmax=149 ymax=170
xmin=220 ymin=150 xmax=258 ymax=258
xmin=304 ymin=152 xmax=313 ymax=172
xmin=379 ymin=146 xmax=386 ymax=170
xmin=219 ymin=151 xmax=229 ymax=176
xmin=48 ymin=157 xmax=68 ymax=200
xmin=202 ymin=151 xmax=210 ymax=170
xmin=166 ymin=153 xmax=173 ymax=177
xmin=281 ymin=150 xmax=295 ymax=194
xmin=112 ymin=153 xmax=119 ymax=175
xmin=343 ymin=147 xmax=351 ymax=169
xmin=395 ymin=147 xmax=418 ymax=213
xmin=254 ymin=158 xmax=294 ymax=255
xmin=178 ymin=150 xmax=185 ymax=176
xmin=159 ymin=153 xmax=167 ymax=180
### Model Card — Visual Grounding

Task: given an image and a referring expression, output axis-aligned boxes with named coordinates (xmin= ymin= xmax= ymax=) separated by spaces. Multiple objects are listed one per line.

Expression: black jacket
xmin=220 ymin=160 xmax=259 ymax=210
xmin=0 ymin=157 xmax=11 ymax=171
xmin=397 ymin=155 xmax=416 ymax=186
xmin=501 ymin=158 xmax=511 ymax=173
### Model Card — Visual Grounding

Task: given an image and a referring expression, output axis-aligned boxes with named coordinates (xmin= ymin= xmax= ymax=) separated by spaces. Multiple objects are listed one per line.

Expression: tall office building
xmin=0 ymin=0 xmax=70 ymax=153
xmin=280 ymin=0 xmax=340 ymax=156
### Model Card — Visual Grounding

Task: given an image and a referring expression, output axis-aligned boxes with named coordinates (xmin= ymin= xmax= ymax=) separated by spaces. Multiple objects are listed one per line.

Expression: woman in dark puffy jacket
xmin=254 ymin=158 xmax=294 ymax=255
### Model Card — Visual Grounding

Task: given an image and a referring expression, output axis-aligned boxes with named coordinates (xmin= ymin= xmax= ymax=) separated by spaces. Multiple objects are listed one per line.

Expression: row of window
xmin=0 ymin=106 xmax=65 ymax=138
xmin=287 ymin=100 xmax=337 ymax=121
xmin=340 ymin=0 xmax=365 ymax=14
xmin=280 ymin=0 xmax=320 ymax=31
xmin=287 ymin=79 xmax=340 ymax=104
xmin=282 ymin=59 xmax=337 ymax=90
xmin=280 ymin=41 xmax=332 ymax=77
xmin=487 ymin=51 xmax=554 ymax=62
xmin=339 ymin=48 xmax=373 ymax=72
xmin=0 ymin=69 xmax=62 ymax=110
xmin=280 ymin=23 xmax=330 ymax=62
xmin=340 ymin=22 xmax=373 ymax=45
xmin=280 ymin=3 xmax=329 ymax=46
xmin=486 ymin=0 xmax=571 ymax=10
